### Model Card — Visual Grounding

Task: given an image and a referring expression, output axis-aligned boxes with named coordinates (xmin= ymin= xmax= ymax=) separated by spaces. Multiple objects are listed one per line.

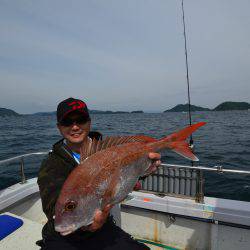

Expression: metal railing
xmin=1 ymin=152 xmax=250 ymax=202
xmin=140 ymin=163 xmax=250 ymax=202
xmin=0 ymin=152 xmax=48 ymax=184
xmin=161 ymin=163 xmax=250 ymax=175
xmin=139 ymin=166 xmax=203 ymax=202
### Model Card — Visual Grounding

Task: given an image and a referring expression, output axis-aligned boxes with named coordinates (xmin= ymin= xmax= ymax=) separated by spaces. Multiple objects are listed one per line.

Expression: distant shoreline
xmin=0 ymin=101 xmax=249 ymax=116
xmin=164 ymin=102 xmax=250 ymax=112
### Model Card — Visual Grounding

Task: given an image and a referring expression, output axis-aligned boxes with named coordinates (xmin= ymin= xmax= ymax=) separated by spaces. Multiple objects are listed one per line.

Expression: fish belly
xmin=110 ymin=156 xmax=151 ymax=204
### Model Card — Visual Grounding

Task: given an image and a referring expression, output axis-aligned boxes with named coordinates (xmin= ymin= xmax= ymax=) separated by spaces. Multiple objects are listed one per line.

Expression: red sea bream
xmin=54 ymin=122 xmax=206 ymax=235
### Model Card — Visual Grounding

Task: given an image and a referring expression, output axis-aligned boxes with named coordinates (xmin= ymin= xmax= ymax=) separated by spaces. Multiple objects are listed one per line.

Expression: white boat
xmin=0 ymin=152 xmax=250 ymax=250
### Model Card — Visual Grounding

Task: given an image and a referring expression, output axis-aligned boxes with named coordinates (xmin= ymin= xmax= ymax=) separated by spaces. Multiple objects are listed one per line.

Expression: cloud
xmin=0 ymin=0 xmax=249 ymax=113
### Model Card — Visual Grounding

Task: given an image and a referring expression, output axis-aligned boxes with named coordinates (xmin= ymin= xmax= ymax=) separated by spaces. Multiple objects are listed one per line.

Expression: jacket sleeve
xmin=37 ymin=155 xmax=72 ymax=220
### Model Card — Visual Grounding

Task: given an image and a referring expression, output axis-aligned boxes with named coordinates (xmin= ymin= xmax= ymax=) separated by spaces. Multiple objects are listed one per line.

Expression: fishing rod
xmin=181 ymin=0 xmax=193 ymax=147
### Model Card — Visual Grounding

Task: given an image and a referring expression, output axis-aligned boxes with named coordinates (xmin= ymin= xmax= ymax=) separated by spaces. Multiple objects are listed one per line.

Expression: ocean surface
xmin=0 ymin=111 xmax=250 ymax=202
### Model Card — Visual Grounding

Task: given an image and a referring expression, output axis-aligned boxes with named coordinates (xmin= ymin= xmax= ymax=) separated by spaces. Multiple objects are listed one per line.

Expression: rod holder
xmin=20 ymin=157 xmax=27 ymax=184
xmin=195 ymin=170 xmax=204 ymax=203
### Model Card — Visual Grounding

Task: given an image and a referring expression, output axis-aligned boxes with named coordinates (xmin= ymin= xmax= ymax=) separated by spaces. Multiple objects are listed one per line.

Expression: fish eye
xmin=64 ymin=201 xmax=77 ymax=212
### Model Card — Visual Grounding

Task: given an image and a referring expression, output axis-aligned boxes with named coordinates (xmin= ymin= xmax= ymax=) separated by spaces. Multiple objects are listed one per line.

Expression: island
xmin=131 ymin=110 xmax=144 ymax=113
xmin=213 ymin=102 xmax=250 ymax=111
xmin=32 ymin=111 xmax=56 ymax=116
xmin=164 ymin=104 xmax=210 ymax=112
xmin=0 ymin=108 xmax=20 ymax=117
xmin=32 ymin=110 xmax=130 ymax=115
xmin=90 ymin=110 xmax=129 ymax=114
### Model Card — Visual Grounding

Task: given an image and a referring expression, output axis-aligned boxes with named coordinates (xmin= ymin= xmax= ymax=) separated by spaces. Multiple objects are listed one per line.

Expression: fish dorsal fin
xmin=80 ymin=135 xmax=156 ymax=162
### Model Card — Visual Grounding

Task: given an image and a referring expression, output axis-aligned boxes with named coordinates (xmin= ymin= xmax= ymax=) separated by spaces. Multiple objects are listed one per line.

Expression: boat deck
xmin=1 ymin=178 xmax=250 ymax=250
xmin=0 ymin=212 xmax=175 ymax=250
xmin=0 ymin=212 xmax=42 ymax=250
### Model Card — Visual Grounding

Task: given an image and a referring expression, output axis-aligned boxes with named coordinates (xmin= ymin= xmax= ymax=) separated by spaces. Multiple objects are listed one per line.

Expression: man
xmin=37 ymin=97 xmax=161 ymax=250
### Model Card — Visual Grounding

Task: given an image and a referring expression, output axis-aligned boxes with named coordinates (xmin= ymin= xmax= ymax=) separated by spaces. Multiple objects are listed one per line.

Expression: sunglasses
xmin=59 ymin=116 xmax=89 ymax=127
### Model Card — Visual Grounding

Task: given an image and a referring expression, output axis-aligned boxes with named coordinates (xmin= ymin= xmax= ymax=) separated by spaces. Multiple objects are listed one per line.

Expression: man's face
xmin=57 ymin=112 xmax=91 ymax=145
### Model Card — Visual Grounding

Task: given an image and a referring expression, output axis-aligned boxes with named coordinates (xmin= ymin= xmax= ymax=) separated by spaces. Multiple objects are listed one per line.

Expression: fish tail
xmin=152 ymin=122 xmax=206 ymax=161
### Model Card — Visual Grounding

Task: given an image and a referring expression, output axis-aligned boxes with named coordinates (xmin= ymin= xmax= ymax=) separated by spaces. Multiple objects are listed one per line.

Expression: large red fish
xmin=55 ymin=122 xmax=206 ymax=235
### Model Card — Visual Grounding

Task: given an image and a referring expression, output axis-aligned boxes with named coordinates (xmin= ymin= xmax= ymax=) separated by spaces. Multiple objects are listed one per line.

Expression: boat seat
xmin=0 ymin=214 xmax=23 ymax=240
xmin=0 ymin=212 xmax=43 ymax=249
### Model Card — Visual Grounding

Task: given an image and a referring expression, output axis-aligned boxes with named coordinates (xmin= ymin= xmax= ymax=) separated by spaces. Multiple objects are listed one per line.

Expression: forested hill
xmin=164 ymin=102 xmax=250 ymax=112
xmin=0 ymin=108 xmax=20 ymax=116
xmin=164 ymin=104 xmax=210 ymax=112
xmin=213 ymin=102 xmax=250 ymax=111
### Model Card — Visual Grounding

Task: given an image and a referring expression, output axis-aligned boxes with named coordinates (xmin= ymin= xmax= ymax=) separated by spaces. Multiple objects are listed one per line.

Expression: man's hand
xmin=81 ymin=204 xmax=113 ymax=232
xmin=146 ymin=152 xmax=161 ymax=175
xmin=134 ymin=152 xmax=161 ymax=191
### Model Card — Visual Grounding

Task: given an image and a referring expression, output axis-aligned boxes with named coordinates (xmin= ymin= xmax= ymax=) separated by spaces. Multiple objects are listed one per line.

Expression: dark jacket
xmin=37 ymin=131 xmax=113 ymax=240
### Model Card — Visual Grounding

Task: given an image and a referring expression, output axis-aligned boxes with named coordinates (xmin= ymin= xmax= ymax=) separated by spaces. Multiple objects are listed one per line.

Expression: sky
xmin=0 ymin=0 xmax=250 ymax=114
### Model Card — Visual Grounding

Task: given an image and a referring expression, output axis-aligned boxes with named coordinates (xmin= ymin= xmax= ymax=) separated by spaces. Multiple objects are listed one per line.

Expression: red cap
xmin=57 ymin=97 xmax=90 ymax=123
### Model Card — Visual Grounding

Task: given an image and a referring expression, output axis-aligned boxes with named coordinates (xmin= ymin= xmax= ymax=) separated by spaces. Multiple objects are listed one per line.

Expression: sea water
xmin=0 ymin=111 xmax=249 ymax=201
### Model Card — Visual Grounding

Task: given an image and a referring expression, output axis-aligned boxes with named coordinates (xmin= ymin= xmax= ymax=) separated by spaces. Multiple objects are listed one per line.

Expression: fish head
xmin=54 ymin=190 xmax=100 ymax=235
xmin=54 ymin=192 xmax=83 ymax=235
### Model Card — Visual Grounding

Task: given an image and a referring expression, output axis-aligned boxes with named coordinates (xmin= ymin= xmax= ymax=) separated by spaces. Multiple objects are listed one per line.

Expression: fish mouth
xmin=55 ymin=220 xmax=94 ymax=236
xmin=60 ymin=230 xmax=74 ymax=236
xmin=55 ymin=225 xmax=77 ymax=236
